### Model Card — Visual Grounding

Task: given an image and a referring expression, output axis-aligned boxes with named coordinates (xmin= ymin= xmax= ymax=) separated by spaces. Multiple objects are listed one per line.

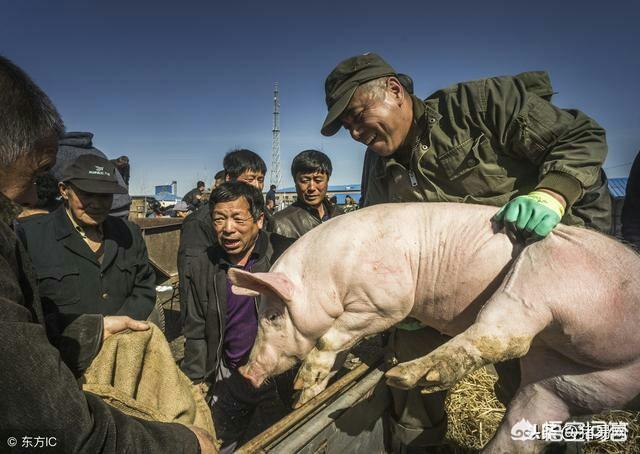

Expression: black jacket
xmin=268 ymin=199 xmax=343 ymax=240
xmin=177 ymin=203 xmax=274 ymax=323
xmin=17 ymin=206 xmax=156 ymax=330
xmin=180 ymin=230 xmax=293 ymax=384
xmin=182 ymin=188 xmax=203 ymax=210
xmin=622 ymin=150 xmax=640 ymax=249
xmin=0 ymin=194 xmax=198 ymax=453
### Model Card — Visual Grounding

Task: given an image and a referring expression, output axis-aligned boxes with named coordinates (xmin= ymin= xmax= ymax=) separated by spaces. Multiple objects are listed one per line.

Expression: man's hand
xmin=103 ymin=316 xmax=150 ymax=342
xmin=194 ymin=381 xmax=210 ymax=397
xmin=493 ymin=189 xmax=566 ymax=239
xmin=189 ymin=426 xmax=218 ymax=454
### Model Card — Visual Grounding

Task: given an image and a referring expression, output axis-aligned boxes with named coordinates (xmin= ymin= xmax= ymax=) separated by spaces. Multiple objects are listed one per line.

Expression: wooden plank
xmin=236 ymin=361 xmax=376 ymax=454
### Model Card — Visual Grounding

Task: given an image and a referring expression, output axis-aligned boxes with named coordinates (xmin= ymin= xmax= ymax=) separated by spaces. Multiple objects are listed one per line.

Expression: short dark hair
xmin=197 ymin=180 xmax=205 ymax=188
xmin=35 ymin=172 xmax=61 ymax=211
xmin=0 ymin=56 xmax=65 ymax=166
xmin=209 ymin=181 xmax=265 ymax=221
xmin=214 ymin=170 xmax=225 ymax=180
xmin=270 ymin=184 xmax=276 ymax=190
xmin=291 ymin=149 xmax=332 ymax=178
xmin=223 ymin=149 xmax=267 ymax=180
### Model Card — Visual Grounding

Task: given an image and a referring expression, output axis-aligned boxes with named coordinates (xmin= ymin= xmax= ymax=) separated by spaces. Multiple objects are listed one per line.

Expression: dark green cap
xmin=321 ymin=53 xmax=396 ymax=136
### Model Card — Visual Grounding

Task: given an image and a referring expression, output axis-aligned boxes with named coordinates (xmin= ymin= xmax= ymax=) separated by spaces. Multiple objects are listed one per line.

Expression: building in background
xmin=274 ymin=184 xmax=361 ymax=209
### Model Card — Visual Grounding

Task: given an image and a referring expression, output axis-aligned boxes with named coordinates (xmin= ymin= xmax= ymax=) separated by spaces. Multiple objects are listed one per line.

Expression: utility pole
xmin=271 ymin=82 xmax=282 ymax=189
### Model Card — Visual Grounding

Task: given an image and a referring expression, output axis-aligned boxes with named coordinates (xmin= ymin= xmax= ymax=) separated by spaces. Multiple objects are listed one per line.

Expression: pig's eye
xmin=267 ymin=313 xmax=279 ymax=322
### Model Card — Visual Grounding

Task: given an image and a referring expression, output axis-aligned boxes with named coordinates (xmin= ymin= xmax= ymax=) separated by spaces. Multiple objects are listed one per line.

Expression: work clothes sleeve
xmin=0 ymin=229 xmax=199 ymax=453
xmin=180 ymin=256 xmax=209 ymax=383
xmin=49 ymin=313 xmax=103 ymax=376
xmin=116 ymin=225 xmax=156 ymax=320
xmin=479 ymin=76 xmax=607 ymax=206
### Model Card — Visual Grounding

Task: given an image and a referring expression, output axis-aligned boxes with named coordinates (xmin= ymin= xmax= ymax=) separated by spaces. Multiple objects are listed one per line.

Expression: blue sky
xmin=2 ymin=0 xmax=639 ymax=195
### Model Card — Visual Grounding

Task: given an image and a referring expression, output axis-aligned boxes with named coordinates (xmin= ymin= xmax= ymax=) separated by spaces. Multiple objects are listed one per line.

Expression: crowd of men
xmin=1 ymin=50 xmax=638 ymax=454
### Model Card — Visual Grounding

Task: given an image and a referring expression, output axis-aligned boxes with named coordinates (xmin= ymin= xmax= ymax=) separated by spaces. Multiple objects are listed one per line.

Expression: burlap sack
xmin=82 ymin=323 xmax=216 ymax=441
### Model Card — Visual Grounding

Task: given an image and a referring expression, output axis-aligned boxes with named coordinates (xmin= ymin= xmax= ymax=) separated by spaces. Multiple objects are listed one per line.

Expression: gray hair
xmin=355 ymin=77 xmax=389 ymax=102
xmin=0 ymin=56 xmax=65 ymax=167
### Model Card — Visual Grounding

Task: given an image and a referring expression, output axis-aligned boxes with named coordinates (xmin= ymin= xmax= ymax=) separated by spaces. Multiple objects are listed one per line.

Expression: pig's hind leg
xmin=386 ymin=254 xmax=554 ymax=392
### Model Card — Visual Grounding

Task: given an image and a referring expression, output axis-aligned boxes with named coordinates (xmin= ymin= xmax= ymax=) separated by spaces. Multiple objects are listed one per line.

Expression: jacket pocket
xmin=436 ymin=134 xmax=508 ymax=197
xmin=115 ymin=261 xmax=137 ymax=294
xmin=37 ymin=266 xmax=80 ymax=306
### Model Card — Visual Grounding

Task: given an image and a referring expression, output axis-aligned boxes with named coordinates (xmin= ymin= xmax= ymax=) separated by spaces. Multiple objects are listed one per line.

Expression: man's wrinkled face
xmin=227 ymin=170 xmax=265 ymax=191
xmin=0 ymin=136 xmax=58 ymax=206
xmin=213 ymin=197 xmax=263 ymax=263
xmin=340 ymin=78 xmax=411 ymax=157
xmin=295 ymin=171 xmax=329 ymax=209
xmin=59 ymin=183 xmax=113 ymax=227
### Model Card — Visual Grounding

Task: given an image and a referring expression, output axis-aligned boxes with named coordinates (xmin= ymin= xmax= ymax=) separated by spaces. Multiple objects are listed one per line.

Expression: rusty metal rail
xmin=131 ymin=217 xmax=183 ymax=282
xmin=237 ymin=355 xmax=384 ymax=454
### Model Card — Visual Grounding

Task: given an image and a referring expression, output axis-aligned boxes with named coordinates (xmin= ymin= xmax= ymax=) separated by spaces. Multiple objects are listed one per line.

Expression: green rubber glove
xmin=493 ymin=190 xmax=565 ymax=238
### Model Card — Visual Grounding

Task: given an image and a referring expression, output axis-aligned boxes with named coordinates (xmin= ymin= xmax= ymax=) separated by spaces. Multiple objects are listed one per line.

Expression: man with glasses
xmin=178 ymin=149 xmax=268 ymax=322
xmin=180 ymin=181 xmax=294 ymax=452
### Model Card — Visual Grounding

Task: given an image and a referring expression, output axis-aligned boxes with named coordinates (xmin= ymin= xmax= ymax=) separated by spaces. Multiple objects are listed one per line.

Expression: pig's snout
xmin=239 ymin=363 xmax=266 ymax=389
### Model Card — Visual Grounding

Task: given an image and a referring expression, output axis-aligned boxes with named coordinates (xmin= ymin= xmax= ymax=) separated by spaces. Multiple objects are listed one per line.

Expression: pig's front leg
xmin=292 ymin=347 xmax=342 ymax=408
xmin=292 ymin=313 xmax=390 ymax=408
xmin=386 ymin=289 xmax=552 ymax=393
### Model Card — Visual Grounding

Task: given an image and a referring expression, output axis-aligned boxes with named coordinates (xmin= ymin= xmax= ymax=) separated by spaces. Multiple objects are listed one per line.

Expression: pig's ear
xmin=228 ymin=268 xmax=294 ymax=301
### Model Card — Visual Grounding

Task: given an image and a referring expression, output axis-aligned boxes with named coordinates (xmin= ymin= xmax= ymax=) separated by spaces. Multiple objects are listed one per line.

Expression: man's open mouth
xmin=363 ymin=134 xmax=376 ymax=145
xmin=223 ymin=239 xmax=240 ymax=248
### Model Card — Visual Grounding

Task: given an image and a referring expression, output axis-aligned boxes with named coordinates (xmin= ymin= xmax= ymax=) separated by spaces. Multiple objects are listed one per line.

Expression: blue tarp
xmin=608 ymin=178 xmax=628 ymax=199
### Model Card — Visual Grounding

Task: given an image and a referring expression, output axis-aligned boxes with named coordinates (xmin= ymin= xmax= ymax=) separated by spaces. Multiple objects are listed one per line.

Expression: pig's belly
xmin=410 ymin=245 xmax=516 ymax=337
xmin=411 ymin=293 xmax=493 ymax=338
xmin=523 ymin=343 xmax=640 ymax=412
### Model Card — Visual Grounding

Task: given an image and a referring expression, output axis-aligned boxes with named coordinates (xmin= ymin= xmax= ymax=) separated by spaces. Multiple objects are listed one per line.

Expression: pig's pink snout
xmin=239 ymin=364 xmax=264 ymax=389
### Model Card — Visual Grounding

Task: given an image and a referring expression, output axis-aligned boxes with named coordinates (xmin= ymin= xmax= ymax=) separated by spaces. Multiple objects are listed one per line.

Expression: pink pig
xmin=228 ymin=202 xmax=640 ymax=452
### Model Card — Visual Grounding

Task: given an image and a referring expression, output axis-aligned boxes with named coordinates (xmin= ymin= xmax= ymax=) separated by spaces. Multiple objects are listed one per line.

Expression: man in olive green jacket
xmin=321 ymin=53 xmax=611 ymax=451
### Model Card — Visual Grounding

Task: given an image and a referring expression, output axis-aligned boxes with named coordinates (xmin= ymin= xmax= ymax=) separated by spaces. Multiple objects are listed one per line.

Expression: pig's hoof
xmin=292 ymin=386 xmax=321 ymax=409
xmin=416 ymin=360 xmax=461 ymax=392
xmin=385 ymin=363 xmax=423 ymax=390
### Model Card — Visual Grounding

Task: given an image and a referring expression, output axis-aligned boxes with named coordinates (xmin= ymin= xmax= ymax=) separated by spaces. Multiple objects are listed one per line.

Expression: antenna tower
xmin=271 ymin=82 xmax=282 ymax=188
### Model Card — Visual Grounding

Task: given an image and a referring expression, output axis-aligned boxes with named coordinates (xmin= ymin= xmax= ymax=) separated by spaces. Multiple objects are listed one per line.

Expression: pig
xmin=228 ymin=202 xmax=640 ymax=453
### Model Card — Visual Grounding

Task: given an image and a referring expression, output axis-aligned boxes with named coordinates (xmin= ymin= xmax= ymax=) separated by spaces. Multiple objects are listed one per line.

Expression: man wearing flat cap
xmin=18 ymin=154 xmax=157 ymax=332
xmin=322 ymin=53 xmax=612 ymax=451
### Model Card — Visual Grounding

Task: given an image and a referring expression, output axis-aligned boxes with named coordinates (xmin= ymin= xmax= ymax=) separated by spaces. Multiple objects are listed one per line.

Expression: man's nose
xmin=222 ymin=219 xmax=236 ymax=232
xmin=349 ymin=127 xmax=362 ymax=141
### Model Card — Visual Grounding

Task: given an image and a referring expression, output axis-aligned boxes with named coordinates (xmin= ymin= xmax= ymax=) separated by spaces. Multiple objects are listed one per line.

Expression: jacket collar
xmin=291 ymin=198 xmax=335 ymax=221
xmin=218 ymin=229 xmax=270 ymax=269
xmin=372 ymin=95 xmax=442 ymax=179
xmin=52 ymin=205 xmax=119 ymax=268
xmin=0 ymin=192 xmax=23 ymax=226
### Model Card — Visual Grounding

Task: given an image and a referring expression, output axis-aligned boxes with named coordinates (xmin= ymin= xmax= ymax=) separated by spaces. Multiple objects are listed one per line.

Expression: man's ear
xmin=256 ymin=213 xmax=264 ymax=230
xmin=58 ymin=182 xmax=69 ymax=200
xmin=228 ymin=268 xmax=294 ymax=302
xmin=386 ymin=76 xmax=404 ymax=104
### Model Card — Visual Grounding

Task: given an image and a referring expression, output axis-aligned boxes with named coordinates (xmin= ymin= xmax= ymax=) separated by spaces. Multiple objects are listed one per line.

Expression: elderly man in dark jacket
xmin=268 ymin=149 xmax=343 ymax=239
xmin=181 ymin=182 xmax=294 ymax=452
xmin=18 ymin=154 xmax=156 ymax=331
xmin=0 ymin=55 xmax=214 ymax=453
